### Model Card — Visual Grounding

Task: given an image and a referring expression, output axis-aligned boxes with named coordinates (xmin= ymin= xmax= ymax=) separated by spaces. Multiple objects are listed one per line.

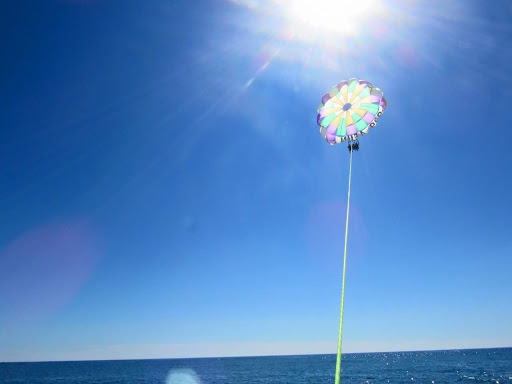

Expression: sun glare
xmin=279 ymin=0 xmax=385 ymax=39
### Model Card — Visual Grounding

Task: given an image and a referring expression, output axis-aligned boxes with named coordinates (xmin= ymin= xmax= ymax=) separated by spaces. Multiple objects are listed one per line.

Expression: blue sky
xmin=1 ymin=0 xmax=511 ymax=362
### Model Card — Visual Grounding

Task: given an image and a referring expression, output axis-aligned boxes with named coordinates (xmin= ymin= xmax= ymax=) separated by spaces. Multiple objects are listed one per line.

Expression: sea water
xmin=1 ymin=348 xmax=511 ymax=384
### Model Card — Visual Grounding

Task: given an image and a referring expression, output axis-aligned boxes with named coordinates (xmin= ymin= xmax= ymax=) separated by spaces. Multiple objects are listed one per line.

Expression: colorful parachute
xmin=317 ymin=78 xmax=387 ymax=145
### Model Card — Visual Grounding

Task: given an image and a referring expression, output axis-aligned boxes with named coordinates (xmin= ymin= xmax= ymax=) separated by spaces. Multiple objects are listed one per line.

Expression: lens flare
xmin=166 ymin=369 xmax=202 ymax=384
xmin=0 ymin=220 xmax=100 ymax=322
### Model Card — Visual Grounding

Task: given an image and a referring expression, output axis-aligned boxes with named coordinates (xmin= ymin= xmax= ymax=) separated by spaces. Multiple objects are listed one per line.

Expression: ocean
xmin=1 ymin=348 xmax=511 ymax=384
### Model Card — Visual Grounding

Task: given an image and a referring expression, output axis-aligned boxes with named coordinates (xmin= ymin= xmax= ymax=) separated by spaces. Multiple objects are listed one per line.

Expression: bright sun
xmin=278 ymin=0 xmax=384 ymax=39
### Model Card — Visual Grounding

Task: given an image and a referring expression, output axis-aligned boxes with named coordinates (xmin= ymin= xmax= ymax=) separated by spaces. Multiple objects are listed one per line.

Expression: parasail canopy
xmin=317 ymin=78 xmax=387 ymax=145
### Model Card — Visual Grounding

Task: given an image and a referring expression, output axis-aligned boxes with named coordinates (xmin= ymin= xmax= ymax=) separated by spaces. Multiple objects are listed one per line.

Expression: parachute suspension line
xmin=335 ymin=148 xmax=353 ymax=384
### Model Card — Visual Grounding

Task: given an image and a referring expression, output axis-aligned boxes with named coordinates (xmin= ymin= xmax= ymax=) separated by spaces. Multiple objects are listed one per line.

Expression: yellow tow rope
xmin=335 ymin=148 xmax=353 ymax=384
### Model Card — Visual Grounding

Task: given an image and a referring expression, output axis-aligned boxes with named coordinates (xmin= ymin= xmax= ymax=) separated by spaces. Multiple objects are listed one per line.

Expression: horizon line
xmin=3 ymin=345 xmax=511 ymax=364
